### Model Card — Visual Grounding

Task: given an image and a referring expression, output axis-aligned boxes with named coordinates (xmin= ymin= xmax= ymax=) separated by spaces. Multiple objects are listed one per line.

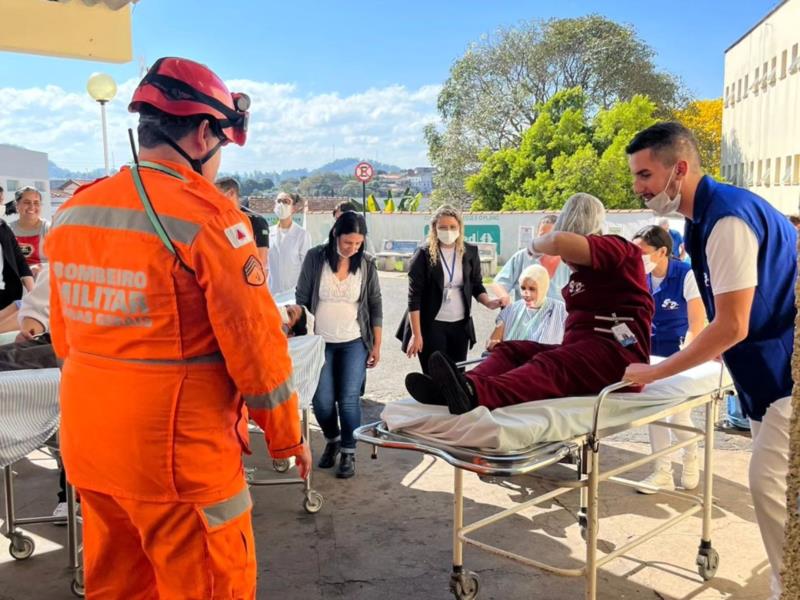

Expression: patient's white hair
xmin=554 ymin=193 xmax=605 ymax=236
xmin=518 ymin=264 xmax=550 ymax=308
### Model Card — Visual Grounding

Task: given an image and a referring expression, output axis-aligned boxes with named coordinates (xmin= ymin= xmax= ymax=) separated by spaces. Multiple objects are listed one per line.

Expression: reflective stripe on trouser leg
xmin=81 ymin=485 xmax=256 ymax=600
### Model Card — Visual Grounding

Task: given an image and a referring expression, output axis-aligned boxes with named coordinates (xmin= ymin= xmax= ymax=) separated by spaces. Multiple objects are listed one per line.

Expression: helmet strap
xmin=156 ymin=130 xmax=224 ymax=175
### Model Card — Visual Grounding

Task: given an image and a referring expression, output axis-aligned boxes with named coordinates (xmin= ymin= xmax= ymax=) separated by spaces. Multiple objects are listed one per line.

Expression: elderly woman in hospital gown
xmin=486 ymin=264 xmax=566 ymax=351
xmin=406 ymin=192 xmax=654 ymax=415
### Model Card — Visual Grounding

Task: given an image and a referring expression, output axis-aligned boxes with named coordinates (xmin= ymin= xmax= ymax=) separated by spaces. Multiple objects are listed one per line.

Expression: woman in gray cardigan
xmin=295 ymin=212 xmax=382 ymax=478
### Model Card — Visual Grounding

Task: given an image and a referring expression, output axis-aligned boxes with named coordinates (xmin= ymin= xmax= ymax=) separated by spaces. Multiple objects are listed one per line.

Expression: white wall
xmin=721 ymin=0 xmax=800 ymax=214
xmin=0 ymin=144 xmax=52 ymax=221
xmin=293 ymin=210 xmax=664 ymax=263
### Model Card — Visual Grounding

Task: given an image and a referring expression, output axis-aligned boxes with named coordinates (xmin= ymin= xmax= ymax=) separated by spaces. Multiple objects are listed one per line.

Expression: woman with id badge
xmin=397 ymin=205 xmax=501 ymax=374
xmin=405 ymin=193 xmax=654 ymax=415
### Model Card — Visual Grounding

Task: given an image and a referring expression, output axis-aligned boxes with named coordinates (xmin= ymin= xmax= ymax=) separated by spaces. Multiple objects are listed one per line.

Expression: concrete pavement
xmin=0 ymin=272 xmax=769 ymax=599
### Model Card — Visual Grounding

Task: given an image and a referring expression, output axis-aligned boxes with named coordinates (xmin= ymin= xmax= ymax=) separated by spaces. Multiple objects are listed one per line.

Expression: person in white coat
xmin=268 ymin=192 xmax=312 ymax=296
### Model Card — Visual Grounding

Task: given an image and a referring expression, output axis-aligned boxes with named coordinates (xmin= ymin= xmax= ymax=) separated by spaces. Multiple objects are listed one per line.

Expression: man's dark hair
xmin=289 ymin=309 xmax=308 ymax=337
xmin=789 ymin=215 xmax=800 ymax=227
xmin=216 ymin=177 xmax=240 ymax=197
xmin=333 ymin=201 xmax=357 ymax=218
xmin=633 ymin=224 xmax=673 ymax=256
xmin=325 ymin=211 xmax=368 ymax=275
xmin=625 ymin=121 xmax=701 ymax=167
xmin=137 ymin=105 xmax=221 ymax=149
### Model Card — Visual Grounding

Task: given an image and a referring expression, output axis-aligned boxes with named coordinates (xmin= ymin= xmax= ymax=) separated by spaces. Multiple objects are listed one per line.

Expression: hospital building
xmin=721 ymin=0 xmax=800 ymax=215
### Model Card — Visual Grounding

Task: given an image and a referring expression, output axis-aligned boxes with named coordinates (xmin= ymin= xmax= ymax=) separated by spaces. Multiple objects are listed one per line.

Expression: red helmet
xmin=129 ymin=57 xmax=249 ymax=146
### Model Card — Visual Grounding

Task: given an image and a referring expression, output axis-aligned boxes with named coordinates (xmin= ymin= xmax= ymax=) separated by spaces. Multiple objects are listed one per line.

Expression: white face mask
xmin=437 ymin=228 xmax=459 ymax=245
xmin=274 ymin=203 xmax=292 ymax=220
xmin=642 ymin=254 xmax=658 ymax=274
xmin=645 ymin=166 xmax=683 ymax=216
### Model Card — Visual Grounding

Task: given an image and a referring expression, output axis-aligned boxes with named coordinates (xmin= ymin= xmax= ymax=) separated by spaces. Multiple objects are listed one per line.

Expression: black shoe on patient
xmin=428 ymin=352 xmax=478 ymax=415
xmin=405 ymin=373 xmax=447 ymax=406
xmin=318 ymin=441 xmax=340 ymax=469
xmin=336 ymin=453 xmax=356 ymax=479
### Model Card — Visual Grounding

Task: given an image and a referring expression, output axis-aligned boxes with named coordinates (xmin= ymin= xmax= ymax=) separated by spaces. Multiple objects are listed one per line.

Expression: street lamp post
xmin=86 ymin=72 xmax=117 ymax=175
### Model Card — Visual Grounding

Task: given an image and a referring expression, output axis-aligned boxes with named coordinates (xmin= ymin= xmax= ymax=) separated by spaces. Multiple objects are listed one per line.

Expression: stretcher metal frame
xmin=355 ymin=373 xmax=731 ymax=600
xmin=2 ymin=439 xmax=84 ymax=597
xmin=245 ymin=407 xmax=324 ymax=514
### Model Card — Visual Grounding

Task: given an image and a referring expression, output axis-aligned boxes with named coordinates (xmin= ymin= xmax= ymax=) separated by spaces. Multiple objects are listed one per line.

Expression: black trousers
xmin=418 ymin=319 xmax=470 ymax=375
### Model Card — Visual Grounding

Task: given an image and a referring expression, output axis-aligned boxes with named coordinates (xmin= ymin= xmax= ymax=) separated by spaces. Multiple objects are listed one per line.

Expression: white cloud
xmin=0 ymin=78 xmax=440 ymax=173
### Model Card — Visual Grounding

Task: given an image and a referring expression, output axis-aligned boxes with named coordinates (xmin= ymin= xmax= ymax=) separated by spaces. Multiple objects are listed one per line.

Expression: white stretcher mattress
xmin=0 ymin=368 xmax=61 ymax=468
xmin=382 ymin=359 xmax=731 ymax=452
xmin=288 ymin=334 xmax=326 ymax=409
xmin=0 ymin=337 xmax=324 ymax=468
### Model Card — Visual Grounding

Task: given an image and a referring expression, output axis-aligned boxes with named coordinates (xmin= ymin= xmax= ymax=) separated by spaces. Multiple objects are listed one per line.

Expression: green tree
xmin=428 ymin=15 xmax=686 ymax=205
xmin=467 ymin=89 xmax=658 ymax=210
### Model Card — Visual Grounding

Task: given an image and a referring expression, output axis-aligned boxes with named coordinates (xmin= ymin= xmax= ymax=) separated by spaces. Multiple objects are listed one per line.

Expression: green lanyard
xmin=129 ymin=161 xmax=194 ymax=272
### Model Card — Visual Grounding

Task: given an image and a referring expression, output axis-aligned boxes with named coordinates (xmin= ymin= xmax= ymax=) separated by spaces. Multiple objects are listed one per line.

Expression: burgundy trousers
xmin=466 ymin=338 xmax=640 ymax=410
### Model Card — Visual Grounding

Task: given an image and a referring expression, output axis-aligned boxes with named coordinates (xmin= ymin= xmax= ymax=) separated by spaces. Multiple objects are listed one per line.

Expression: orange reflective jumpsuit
xmin=46 ymin=160 xmax=303 ymax=599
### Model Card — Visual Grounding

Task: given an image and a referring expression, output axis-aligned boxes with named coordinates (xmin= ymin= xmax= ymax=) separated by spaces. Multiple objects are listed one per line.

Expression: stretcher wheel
xmin=696 ymin=547 xmax=719 ymax=581
xmin=273 ymin=459 xmax=291 ymax=473
xmin=9 ymin=535 xmax=35 ymax=560
xmin=449 ymin=570 xmax=479 ymax=600
xmin=303 ymin=491 xmax=324 ymax=514
xmin=71 ymin=577 xmax=85 ymax=597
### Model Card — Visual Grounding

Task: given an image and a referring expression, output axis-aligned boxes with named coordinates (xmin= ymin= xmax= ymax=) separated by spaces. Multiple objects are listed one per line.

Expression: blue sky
xmin=0 ymin=0 xmax=779 ymax=173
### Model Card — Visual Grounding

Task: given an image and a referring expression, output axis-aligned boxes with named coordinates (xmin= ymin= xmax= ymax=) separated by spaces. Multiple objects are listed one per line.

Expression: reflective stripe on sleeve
xmin=202 ymin=487 xmax=252 ymax=528
xmin=243 ymin=379 xmax=295 ymax=410
xmin=53 ymin=205 xmax=200 ymax=246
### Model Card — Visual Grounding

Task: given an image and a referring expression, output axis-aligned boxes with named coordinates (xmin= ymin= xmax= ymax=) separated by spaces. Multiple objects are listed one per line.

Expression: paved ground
xmin=0 ymin=272 xmax=767 ymax=599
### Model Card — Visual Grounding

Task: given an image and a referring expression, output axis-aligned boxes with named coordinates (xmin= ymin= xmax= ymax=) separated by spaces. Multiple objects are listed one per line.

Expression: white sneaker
xmin=681 ymin=454 xmax=700 ymax=490
xmin=52 ymin=502 xmax=68 ymax=525
xmin=635 ymin=469 xmax=675 ymax=495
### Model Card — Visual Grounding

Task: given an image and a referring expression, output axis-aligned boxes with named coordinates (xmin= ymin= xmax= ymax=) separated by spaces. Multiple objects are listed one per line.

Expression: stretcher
xmin=355 ymin=358 xmax=732 ymax=600
xmin=245 ymin=333 xmax=327 ymax=514
xmin=0 ymin=368 xmax=84 ymax=597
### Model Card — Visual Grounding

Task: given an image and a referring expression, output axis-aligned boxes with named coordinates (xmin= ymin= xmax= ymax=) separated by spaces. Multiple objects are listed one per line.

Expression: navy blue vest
xmin=649 ymin=259 xmax=692 ymax=357
xmin=684 ymin=176 xmax=797 ymax=420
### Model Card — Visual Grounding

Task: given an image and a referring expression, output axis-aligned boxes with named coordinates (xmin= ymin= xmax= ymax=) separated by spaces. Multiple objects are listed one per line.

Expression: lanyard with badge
xmin=441 ymin=249 xmax=457 ymax=304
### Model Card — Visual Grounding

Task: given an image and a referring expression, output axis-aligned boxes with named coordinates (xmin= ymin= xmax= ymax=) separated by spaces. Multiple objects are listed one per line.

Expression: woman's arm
xmin=486 ymin=323 xmax=505 ymax=351
xmin=367 ymin=326 xmax=382 ymax=368
xmin=469 ymin=246 xmax=501 ymax=309
xmin=684 ymin=297 xmax=706 ymax=346
xmin=531 ymin=232 xmax=591 ymax=267
xmin=406 ymin=310 xmax=423 ymax=357
xmin=294 ymin=249 xmax=316 ymax=309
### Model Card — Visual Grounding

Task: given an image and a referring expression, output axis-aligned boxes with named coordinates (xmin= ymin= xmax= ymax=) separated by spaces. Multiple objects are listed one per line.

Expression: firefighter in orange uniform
xmin=45 ymin=57 xmax=311 ymax=599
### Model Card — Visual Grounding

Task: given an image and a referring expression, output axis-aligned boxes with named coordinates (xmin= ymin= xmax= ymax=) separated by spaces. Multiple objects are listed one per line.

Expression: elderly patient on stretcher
xmin=405 ymin=193 xmax=654 ymax=415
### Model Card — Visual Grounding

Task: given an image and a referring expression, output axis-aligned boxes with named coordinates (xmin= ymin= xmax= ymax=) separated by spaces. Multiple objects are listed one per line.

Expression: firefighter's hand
xmin=293 ymin=443 xmax=312 ymax=480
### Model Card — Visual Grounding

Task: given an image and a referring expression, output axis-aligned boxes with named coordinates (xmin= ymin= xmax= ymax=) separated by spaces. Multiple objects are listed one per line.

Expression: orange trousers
xmin=79 ymin=486 xmax=256 ymax=599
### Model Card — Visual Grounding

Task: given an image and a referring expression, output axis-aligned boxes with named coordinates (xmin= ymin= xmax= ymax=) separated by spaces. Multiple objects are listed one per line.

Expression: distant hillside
xmin=48 ymin=161 xmax=107 ymax=180
xmin=311 ymin=158 xmax=402 ymax=176
xmin=49 ymin=156 xmax=405 ymax=184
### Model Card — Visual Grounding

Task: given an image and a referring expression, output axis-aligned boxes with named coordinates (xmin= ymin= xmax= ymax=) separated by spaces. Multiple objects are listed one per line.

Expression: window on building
xmin=791 ymin=44 xmax=800 ymax=74
xmin=781 ymin=50 xmax=788 ymax=79
xmin=770 ymin=57 xmax=778 ymax=84
xmin=775 ymin=157 xmax=782 ymax=186
xmin=744 ymin=74 xmax=749 ymax=97
xmin=753 ymin=67 xmax=760 ymax=93
xmin=764 ymin=158 xmax=771 ymax=186
xmin=739 ymin=163 xmax=745 ymax=186
xmin=784 ymin=156 xmax=793 ymax=185
xmin=762 ymin=61 xmax=769 ymax=88
xmin=748 ymin=161 xmax=755 ymax=186
xmin=757 ymin=160 xmax=763 ymax=186
xmin=736 ymin=79 xmax=741 ymax=101
xmin=6 ymin=179 xmax=19 ymax=192
xmin=34 ymin=181 xmax=46 ymax=192
xmin=724 ymin=85 xmax=730 ymax=106
xmin=794 ymin=155 xmax=800 ymax=185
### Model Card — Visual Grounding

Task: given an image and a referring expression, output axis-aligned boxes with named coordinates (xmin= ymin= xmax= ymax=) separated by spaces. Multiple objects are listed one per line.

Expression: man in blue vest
xmin=623 ymin=121 xmax=796 ymax=600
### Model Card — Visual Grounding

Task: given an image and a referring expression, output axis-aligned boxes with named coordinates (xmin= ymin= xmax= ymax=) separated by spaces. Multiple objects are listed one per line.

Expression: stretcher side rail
xmin=357 ymin=371 xmax=731 ymax=600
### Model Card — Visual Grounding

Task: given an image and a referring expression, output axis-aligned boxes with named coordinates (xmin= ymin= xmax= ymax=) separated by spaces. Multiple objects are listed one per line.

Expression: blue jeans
xmin=312 ymin=338 xmax=368 ymax=452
